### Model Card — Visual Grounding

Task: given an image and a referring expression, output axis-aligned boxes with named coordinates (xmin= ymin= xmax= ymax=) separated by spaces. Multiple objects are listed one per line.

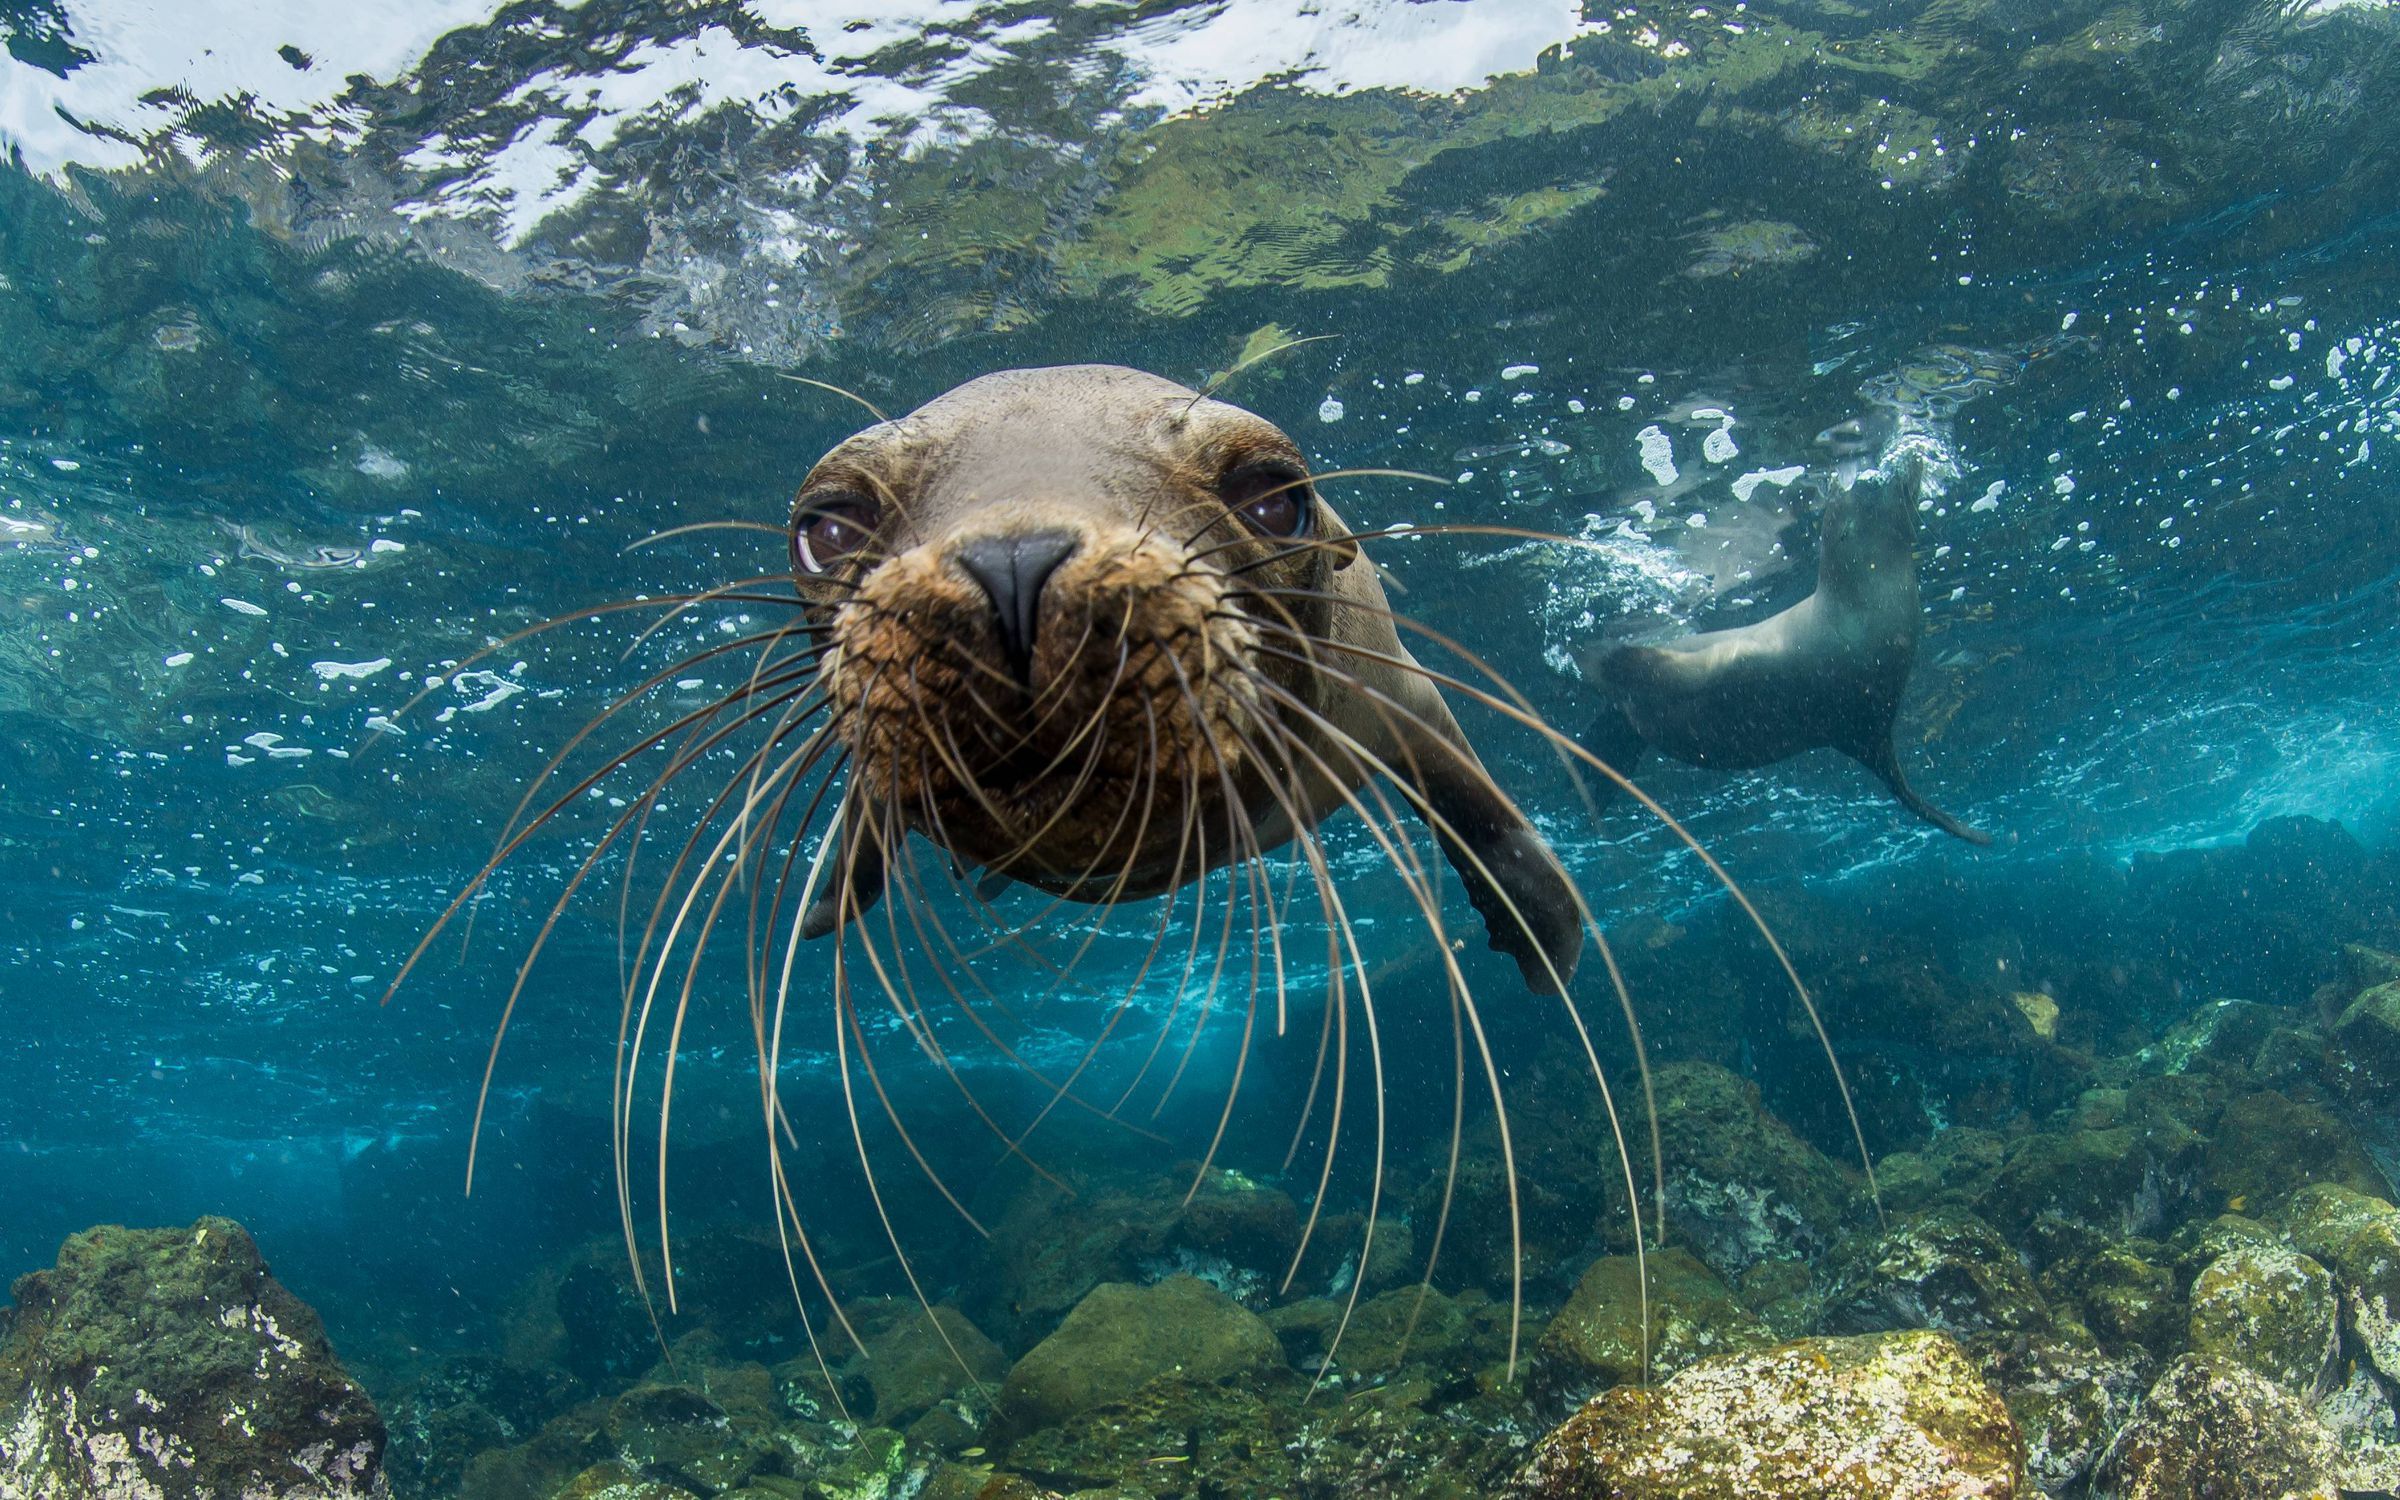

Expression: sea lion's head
xmin=792 ymin=365 xmax=1356 ymax=896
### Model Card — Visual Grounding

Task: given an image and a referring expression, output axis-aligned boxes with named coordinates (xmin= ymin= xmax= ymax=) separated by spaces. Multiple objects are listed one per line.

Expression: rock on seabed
xmin=0 ymin=1216 xmax=389 ymax=1500
xmin=1507 ymin=1328 xmax=2024 ymax=1499
xmin=2090 ymin=1353 xmax=2342 ymax=1500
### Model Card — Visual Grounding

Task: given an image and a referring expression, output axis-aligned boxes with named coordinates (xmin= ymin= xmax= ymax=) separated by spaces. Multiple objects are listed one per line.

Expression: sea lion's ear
xmin=1313 ymin=496 xmax=1361 ymax=571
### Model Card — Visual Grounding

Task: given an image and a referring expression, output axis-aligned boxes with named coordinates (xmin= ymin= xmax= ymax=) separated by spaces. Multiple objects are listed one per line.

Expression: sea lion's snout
xmin=954 ymin=529 xmax=1079 ymax=684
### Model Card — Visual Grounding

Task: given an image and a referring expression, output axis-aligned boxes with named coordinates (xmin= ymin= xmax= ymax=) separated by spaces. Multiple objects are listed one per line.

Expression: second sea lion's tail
xmin=1857 ymin=738 xmax=1992 ymax=845
xmin=1581 ymin=697 xmax=1650 ymax=807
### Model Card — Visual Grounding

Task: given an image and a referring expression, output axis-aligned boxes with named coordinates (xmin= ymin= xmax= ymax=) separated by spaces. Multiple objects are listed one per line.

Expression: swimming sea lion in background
xmin=793 ymin=364 xmax=1583 ymax=990
xmin=1580 ymin=455 xmax=1990 ymax=844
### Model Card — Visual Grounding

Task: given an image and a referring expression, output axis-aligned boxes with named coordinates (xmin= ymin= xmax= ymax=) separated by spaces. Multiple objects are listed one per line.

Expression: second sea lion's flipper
xmin=799 ymin=811 xmax=889 ymax=938
xmin=1389 ymin=696 xmax=1586 ymax=995
xmin=1580 ymin=697 xmax=1649 ymax=806
xmin=1855 ymin=738 xmax=1992 ymax=846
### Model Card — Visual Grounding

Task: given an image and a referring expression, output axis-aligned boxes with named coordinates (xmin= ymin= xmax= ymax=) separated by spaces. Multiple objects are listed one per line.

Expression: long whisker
xmin=1230 ymin=589 xmax=1880 ymax=1220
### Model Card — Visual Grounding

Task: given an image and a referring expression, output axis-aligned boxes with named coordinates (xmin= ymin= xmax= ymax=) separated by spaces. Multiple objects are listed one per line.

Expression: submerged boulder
xmin=1531 ymin=1247 xmax=1770 ymax=1404
xmin=2090 ymin=1353 xmax=2341 ymax=1500
xmin=2281 ymin=1184 xmax=2400 ymax=1384
xmin=1508 ymin=1328 xmax=2024 ymax=1499
xmin=1641 ymin=1061 xmax=1872 ymax=1276
xmin=1972 ymin=1334 xmax=2143 ymax=1498
xmin=2199 ymin=1089 xmax=2387 ymax=1215
xmin=2185 ymin=1244 xmax=2339 ymax=1399
xmin=1825 ymin=1209 xmax=2050 ymax=1339
xmin=837 ymin=1298 xmax=1006 ymax=1429
xmin=994 ymin=1275 xmax=1283 ymax=1437
xmin=2331 ymin=980 xmax=2400 ymax=1103
xmin=0 ymin=1217 xmax=388 ymax=1500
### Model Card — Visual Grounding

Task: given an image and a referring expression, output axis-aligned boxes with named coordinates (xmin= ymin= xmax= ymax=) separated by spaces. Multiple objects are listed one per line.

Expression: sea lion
xmin=791 ymin=363 xmax=1584 ymax=991
xmin=1580 ymin=455 xmax=1989 ymax=844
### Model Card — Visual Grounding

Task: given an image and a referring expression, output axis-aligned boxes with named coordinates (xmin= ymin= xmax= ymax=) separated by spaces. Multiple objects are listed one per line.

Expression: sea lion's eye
xmin=792 ymin=495 xmax=878 ymax=574
xmin=1219 ymin=461 xmax=1312 ymax=539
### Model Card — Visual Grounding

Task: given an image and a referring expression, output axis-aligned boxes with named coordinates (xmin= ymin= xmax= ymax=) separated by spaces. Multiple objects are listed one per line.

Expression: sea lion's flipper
xmin=1580 ymin=697 xmax=1649 ymax=805
xmin=1389 ymin=698 xmax=1585 ymax=994
xmin=1854 ymin=737 xmax=1992 ymax=846
xmin=799 ymin=814 xmax=889 ymax=938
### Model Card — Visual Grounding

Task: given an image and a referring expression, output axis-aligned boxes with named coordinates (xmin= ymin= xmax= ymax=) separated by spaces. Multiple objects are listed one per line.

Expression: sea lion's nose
xmin=956 ymin=529 xmax=1078 ymax=682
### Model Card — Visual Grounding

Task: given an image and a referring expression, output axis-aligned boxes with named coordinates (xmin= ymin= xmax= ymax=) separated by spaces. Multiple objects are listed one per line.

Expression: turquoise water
xmin=5 ymin=2 xmax=2400 ymax=1495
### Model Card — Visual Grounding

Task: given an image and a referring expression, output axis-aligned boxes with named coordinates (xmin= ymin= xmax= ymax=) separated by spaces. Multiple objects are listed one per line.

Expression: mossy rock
xmin=1972 ymin=1333 xmax=2143 ymax=1498
xmin=2041 ymin=1244 xmax=2178 ymax=1360
xmin=604 ymin=1379 xmax=774 ymax=1493
xmin=838 ymin=1299 xmax=1006 ymax=1429
xmin=1873 ymin=1129 xmax=2010 ymax=1216
xmin=1292 ymin=1377 xmax=1539 ymax=1498
xmin=0 ymin=1217 xmax=388 ymax=1500
xmin=1532 ymin=1248 xmax=1771 ymax=1405
xmin=1313 ymin=1283 xmax=1480 ymax=1378
xmin=2279 ymin=1184 xmax=2400 ymax=1384
xmin=2331 ymin=980 xmax=2400 ymax=1103
xmin=2201 ymin=1090 xmax=2387 ymax=1215
xmin=1981 ymin=1101 xmax=2205 ymax=1243
xmin=2165 ymin=1212 xmax=2280 ymax=1282
xmin=1263 ymin=1297 xmax=1341 ymax=1368
xmin=2140 ymin=998 xmax=2281 ymax=1077
xmin=994 ymin=1275 xmax=1283 ymax=1437
xmin=1507 ymin=1328 xmax=2026 ymax=1499
xmin=458 ymin=1395 xmax=613 ymax=1500
xmin=975 ymin=1169 xmax=1301 ymax=1347
xmin=1641 ymin=1061 xmax=1873 ymax=1275
xmin=2340 ymin=943 xmax=2400 ymax=994
xmin=555 ymin=1463 xmax=702 ymax=1500
xmin=2186 ymin=1244 xmax=2338 ymax=1398
xmin=1002 ymin=1373 xmax=1294 ymax=1495
xmin=1825 ymin=1209 xmax=2051 ymax=1339
xmin=2090 ymin=1353 xmax=2341 ymax=1499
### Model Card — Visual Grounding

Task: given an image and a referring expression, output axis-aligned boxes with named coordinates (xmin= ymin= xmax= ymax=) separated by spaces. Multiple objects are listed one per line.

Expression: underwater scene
xmin=5 ymin=1 xmax=2400 ymax=1496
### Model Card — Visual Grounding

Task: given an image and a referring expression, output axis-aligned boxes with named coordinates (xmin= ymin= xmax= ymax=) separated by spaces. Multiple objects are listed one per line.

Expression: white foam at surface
xmin=311 ymin=657 xmax=393 ymax=681
xmin=1729 ymin=465 xmax=1804 ymax=503
xmin=1635 ymin=424 xmax=1678 ymax=486
xmin=7 ymin=0 xmax=1599 ymax=244
xmin=0 ymin=0 xmax=513 ymax=175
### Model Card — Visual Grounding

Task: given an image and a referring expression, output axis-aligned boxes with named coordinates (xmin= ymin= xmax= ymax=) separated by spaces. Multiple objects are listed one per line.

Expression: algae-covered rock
xmin=1003 ymin=1374 xmax=1293 ymax=1495
xmin=2200 ymin=1089 xmax=2388 ymax=1214
xmin=0 ymin=1217 xmax=389 ymax=1500
xmin=2140 ymin=997 xmax=2280 ymax=1076
xmin=1531 ymin=1248 xmax=1771 ymax=1404
xmin=1982 ymin=1091 xmax=2206 ymax=1241
xmin=1508 ymin=1328 xmax=2025 ymax=1499
xmin=2331 ymin=980 xmax=2400 ymax=1102
xmin=2280 ymin=1183 xmax=2400 ymax=1383
xmin=2186 ymin=1244 xmax=2339 ymax=1398
xmin=1309 ymin=1283 xmax=1481 ymax=1378
xmin=605 ymin=1380 xmax=771 ymax=1493
xmin=2314 ymin=1360 xmax=2400 ymax=1494
xmin=976 ymin=1169 xmax=1302 ymax=1345
xmin=1972 ymin=1334 xmax=2143 ymax=1498
xmin=2090 ymin=1353 xmax=2341 ymax=1499
xmin=838 ymin=1299 xmax=1006 ymax=1429
xmin=2342 ymin=944 xmax=2400 ymax=994
xmin=995 ymin=1275 xmax=1282 ymax=1436
xmin=1826 ymin=1209 xmax=2051 ymax=1338
xmin=553 ymin=1464 xmax=700 ymax=1500
xmin=2042 ymin=1243 xmax=2179 ymax=1359
xmin=1639 ymin=1061 xmax=1872 ymax=1275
